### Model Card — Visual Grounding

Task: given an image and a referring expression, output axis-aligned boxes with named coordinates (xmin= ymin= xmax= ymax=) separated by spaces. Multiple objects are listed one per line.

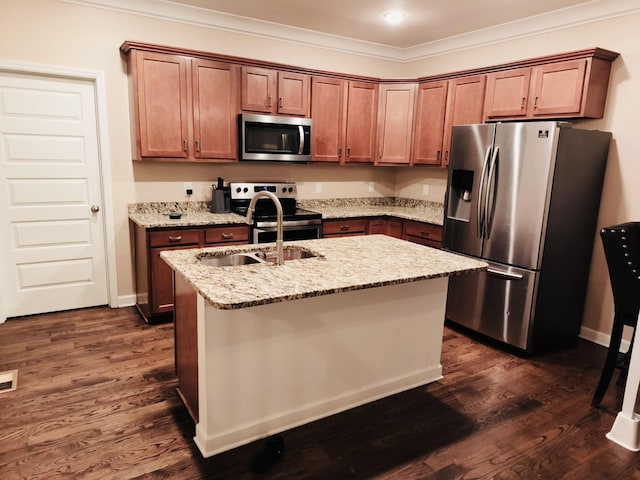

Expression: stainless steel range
xmin=229 ymin=182 xmax=322 ymax=243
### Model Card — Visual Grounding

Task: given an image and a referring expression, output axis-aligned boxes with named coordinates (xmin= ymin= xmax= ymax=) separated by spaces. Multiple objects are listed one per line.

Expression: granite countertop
xmin=129 ymin=198 xmax=445 ymax=228
xmin=299 ymin=198 xmax=444 ymax=225
xmin=128 ymin=201 xmax=246 ymax=228
xmin=160 ymin=235 xmax=486 ymax=310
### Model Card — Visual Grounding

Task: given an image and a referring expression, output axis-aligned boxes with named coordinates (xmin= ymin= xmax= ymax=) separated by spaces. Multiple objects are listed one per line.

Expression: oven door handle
xmin=298 ymin=126 xmax=305 ymax=155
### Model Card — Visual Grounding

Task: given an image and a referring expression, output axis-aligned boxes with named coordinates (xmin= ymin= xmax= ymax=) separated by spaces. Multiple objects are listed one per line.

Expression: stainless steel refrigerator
xmin=443 ymin=121 xmax=611 ymax=353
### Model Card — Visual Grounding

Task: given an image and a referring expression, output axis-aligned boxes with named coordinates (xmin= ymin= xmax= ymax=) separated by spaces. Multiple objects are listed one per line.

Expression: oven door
xmin=253 ymin=224 xmax=321 ymax=243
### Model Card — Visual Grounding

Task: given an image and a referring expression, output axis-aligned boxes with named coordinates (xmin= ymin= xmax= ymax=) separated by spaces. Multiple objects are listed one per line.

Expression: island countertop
xmin=160 ymin=235 xmax=486 ymax=310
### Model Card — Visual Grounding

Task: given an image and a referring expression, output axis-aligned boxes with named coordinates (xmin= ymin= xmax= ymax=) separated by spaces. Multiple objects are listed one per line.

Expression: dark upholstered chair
xmin=592 ymin=222 xmax=640 ymax=408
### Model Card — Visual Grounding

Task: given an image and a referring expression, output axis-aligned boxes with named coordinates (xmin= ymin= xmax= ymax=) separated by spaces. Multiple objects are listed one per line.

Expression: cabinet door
xmin=150 ymin=244 xmax=202 ymax=315
xmin=134 ymin=51 xmax=189 ymax=158
xmin=412 ymin=80 xmax=448 ymax=165
xmin=192 ymin=59 xmax=239 ymax=160
xmin=345 ymin=81 xmax=378 ymax=164
xmin=278 ymin=71 xmax=310 ymax=116
xmin=442 ymin=75 xmax=486 ymax=166
xmin=375 ymin=83 xmax=417 ymax=165
xmin=403 ymin=221 xmax=442 ymax=248
xmin=367 ymin=217 xmax=387 ymax=234
xmin=484 ymin=67 xmax=531 ymax=119
xmin=529 ymin=59 xmax=586 ymax=116
xmin=323 ymin=218 xmax=367 ymax=237
xmin=241 ymin=66 xmax=276 ymax=113
xmin=311 ymin=76 xmax=346 ymax=163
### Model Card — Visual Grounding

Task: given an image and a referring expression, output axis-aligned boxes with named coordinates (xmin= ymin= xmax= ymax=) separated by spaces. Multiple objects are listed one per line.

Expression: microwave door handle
xmin=298 ymin=125 xmax=305 ymax=154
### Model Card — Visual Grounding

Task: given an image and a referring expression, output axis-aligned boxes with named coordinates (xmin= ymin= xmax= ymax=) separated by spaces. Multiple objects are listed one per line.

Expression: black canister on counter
xmin=211 ymin=177 xmax=230 ymax=213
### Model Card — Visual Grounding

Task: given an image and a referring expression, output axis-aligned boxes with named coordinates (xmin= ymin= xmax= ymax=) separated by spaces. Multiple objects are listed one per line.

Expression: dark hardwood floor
xmin=1 ymin=306 xmax=639 ymax=479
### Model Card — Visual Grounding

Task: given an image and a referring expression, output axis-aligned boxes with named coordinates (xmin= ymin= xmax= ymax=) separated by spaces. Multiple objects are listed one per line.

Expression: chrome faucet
xmin=246 ymin=191 xmax=284 ymax=266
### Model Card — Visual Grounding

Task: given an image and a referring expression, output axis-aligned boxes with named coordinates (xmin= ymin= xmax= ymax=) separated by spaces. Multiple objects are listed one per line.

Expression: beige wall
xmin=1 ymin=1 xmax=638 ymax=340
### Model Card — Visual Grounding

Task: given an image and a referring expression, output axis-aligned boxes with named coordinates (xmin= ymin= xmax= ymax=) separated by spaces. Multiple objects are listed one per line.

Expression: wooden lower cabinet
xmin=323 ymin=218 xmax=368 ymax=237
xmin=367 ymin=217 xmax=403 ymax=238
xmin=324 ymin=216 xmax=441 ymax=247
xmin=174 ymin=272 xmax=199 ymax=422
xmin=133 ymin=223 xmax=249 ymax=323
xmin=403 ymin=220 xmax=443 ymax=249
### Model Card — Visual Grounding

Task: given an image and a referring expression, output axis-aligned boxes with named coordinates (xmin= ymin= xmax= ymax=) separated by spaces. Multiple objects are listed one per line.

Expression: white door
xmin=0 ymin=72 xmax=108 ymax=318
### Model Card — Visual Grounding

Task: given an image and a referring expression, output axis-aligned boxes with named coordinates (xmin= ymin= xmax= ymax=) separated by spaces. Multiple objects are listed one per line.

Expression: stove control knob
xmin=282 ymin=187 xmax=287 ymax=193
xmin=243 ymin=187 xmax=249 ymax=193
xmin=288 ymin=187 xmax=293 ymax=193
xmin=236 ymin=187 xmax=242 ymax=193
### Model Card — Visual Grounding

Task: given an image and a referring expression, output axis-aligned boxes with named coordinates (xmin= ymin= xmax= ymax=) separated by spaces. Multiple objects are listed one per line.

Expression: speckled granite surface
xmin=129 ymin=197 xmax=444 ymax=228
xmin=128 ymin=202 xmax=246 ymax=228
xmin=160 ymin=235 xmax=486 ymax=310
xmin=299 ymin=197 xmax=444 ymax=225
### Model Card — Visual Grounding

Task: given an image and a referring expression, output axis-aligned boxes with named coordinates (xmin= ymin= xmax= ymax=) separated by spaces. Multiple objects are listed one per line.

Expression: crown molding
xmin=61 ymin=0 xmax=640 ymax=62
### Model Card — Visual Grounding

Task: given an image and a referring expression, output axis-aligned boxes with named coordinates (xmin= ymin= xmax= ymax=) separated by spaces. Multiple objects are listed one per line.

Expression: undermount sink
xmin=198 ymin=246 xmax=320 ymax=267
xmin=255 ymin=248 xmax=317 ymax=263
xmin=198 ymin=252 xmax=262 ymax=267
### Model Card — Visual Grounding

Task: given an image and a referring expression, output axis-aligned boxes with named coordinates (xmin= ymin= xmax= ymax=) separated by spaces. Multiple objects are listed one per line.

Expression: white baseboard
xmin=580 ymin=325 xmax=631 ymax=353
xmin=115 ymin=294 xmax=136 ymax=308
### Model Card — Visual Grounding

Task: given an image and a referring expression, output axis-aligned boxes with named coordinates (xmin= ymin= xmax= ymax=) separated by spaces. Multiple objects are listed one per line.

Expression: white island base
xmin=193 ymin=277 xmax=448 ymax=458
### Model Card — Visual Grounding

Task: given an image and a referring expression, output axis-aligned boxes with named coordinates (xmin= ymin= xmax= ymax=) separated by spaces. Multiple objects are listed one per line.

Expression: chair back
xmin=600 ymin=222 xmax=640 ymax=324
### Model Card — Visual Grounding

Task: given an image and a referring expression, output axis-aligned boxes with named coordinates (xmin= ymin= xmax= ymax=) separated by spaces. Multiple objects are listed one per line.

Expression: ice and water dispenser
xmin=447 ymin=169 xmax=474 ymax=222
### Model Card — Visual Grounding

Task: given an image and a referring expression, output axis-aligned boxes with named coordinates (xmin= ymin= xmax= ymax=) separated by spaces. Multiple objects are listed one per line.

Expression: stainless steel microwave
xmin=239 ymin=113 xmax=312 ymax=162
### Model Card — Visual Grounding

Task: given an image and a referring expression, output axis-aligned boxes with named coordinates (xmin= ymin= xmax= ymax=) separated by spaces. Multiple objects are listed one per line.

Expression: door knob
xmin=91 ymin=205 xmax=100 ymax=213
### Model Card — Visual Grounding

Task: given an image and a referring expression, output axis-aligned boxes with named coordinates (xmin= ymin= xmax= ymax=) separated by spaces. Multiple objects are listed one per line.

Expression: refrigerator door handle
xmin=484 ymin=147 xmax=499 ymax=239
xmin=477 ymin=147 xmax=492 ymax=238
xmin=487 ymin=267 xmax=524 ymax=280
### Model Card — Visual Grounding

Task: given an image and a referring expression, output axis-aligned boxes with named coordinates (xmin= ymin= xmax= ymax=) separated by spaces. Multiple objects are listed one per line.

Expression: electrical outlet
xmin=368 ymin=182 xmax=374 ymax=193
xmin=184 ymin=182 xmax=193 ymax=196
xmin=422 ymin=184 xmax=430 ymax=196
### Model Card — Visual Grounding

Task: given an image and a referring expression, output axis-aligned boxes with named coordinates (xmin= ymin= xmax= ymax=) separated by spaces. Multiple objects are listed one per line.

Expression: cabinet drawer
xmin=149 ymin=229 xmax=202 ymax=247
xmin=205 ymin=225 xmax=250 ymax=244
xmin=323 ymin=218 xmax=367 ymax=236
xmin=403 ymin=221 xmax=442 ymax=243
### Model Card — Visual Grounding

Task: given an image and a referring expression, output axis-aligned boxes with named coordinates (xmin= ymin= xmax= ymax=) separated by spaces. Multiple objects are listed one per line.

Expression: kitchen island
xmin=161 ymin=235 xmax=486 ymax=458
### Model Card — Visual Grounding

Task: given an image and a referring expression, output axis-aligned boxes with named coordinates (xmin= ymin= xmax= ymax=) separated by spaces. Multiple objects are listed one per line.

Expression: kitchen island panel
xmin=194 ymin=278 xmax=447 ymax=458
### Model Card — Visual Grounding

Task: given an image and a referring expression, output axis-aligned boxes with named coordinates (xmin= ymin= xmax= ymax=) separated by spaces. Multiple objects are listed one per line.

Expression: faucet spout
xmin=245 ymin=191 xmax=284 ymax=265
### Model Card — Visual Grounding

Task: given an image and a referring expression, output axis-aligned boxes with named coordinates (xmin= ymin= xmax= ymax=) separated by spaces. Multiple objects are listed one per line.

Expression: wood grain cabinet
xmin=403 ymin=220 xmax=443 ymax=249
xmin=375 ymin=83 xmax=417 ymax=165
xmin=484 ymin=54 xmax=616 ymax=121
xmin=412 ymin=75 xmax=486 ymax=167
xmin=125 ymin=49 xmax=239 ymax=161
xmin=322 ymin=218 xmax=368 ymax=237
xmin=133 ymin=223 xmax=249 ymax=323
xmin=311 ymin=77 xmax=378 ymax=163
xmin=241 ymin=66 xmax=310 ymax=116
xmin=367 ymin=217 xmax=403 ymax=238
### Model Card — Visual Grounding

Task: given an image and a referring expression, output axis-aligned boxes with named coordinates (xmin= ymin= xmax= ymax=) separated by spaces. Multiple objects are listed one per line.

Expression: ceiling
xmin=70 ymin=0 xmax=636 ymax=60
xmin=167 ymin=0 xmax=597 ymax=48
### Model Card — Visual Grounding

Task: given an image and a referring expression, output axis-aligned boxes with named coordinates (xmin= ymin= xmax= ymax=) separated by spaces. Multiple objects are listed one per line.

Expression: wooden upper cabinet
xmin=412 ymin=80 xmax=448 ymax=166
xmin=133 ymin=51 xmax=189 ymax=158
xmin=485 ymin=57 xmax=611 ymax=120
xmin=483 ymin=67 xmax=531 ymax=118
xmin=311 ymin=78 xmax=377 ymax=164
xmin=529 ymin=59 xmax=586 ymax=116
xmin=375 ymin=83 xmax=417 ymax=165
xmin=345 ymin=81 xmax=378 ymax=164
xmin=311 ymin=76 xmax=346 ymax=162
xmin=241 ymin=66 xmax=310 ymax=116
xmin=126 ymin=49 xmax=239 ymax=162
xmin=191 ymin=59 xmax=239 ymax=160
xmin=442 ymin=75 xmax=486 ymax=166
xmin=278 ymin=71 xmax=310 ymax=116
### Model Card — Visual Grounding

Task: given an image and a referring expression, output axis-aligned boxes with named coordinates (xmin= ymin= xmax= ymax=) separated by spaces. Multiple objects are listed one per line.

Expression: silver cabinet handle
xmin=90 ymin=205 xmax=100 ymax=213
